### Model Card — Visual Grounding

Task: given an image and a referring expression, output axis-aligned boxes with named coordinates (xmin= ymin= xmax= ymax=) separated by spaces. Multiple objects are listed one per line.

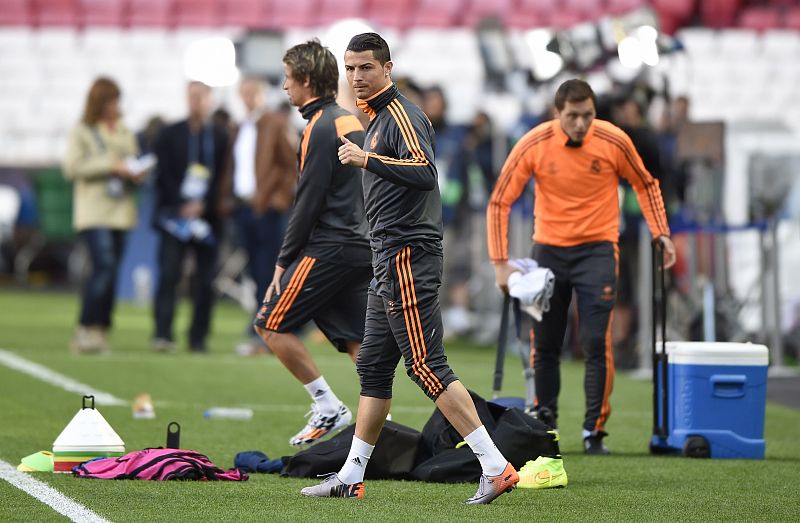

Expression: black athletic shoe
xmin=583 ymin=432 xmax=610 ymax=455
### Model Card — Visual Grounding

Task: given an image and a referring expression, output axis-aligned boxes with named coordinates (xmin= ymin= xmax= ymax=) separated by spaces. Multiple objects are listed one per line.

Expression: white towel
xmin=507 ymin=258 xmax=555 ymax=321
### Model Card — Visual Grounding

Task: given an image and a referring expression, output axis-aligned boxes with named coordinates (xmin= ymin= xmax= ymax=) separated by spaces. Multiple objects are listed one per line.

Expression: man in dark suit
xmin=152 ymin=81 xmax=229 ymax=353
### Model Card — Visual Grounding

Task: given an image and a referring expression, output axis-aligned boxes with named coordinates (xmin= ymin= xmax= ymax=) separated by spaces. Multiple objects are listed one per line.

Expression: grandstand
xmin=0 ymin=1 xmax=798 ymax=163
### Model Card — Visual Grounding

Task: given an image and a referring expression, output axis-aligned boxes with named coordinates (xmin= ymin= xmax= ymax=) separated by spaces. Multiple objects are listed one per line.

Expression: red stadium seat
xmin=606 ymin=0 xmax=646 ymax=15
xmin=80 ymin=0 xmax=124 ymax=26
xmin=32 ymin=0 xmax=79 ymax=26
xmin=127 ymin=0 xmax=174 ymax=27
xmin=738 ymin=7 xmax=780 ymax=32
xmin=700 ymin=0 xmax=741 ymax=29
xmin=0 ymin=0 xmax=31 ymax=25
xmin=786 ymin=7 xmax=800 ymax=30
xmin=317 ymin=0 xmax=364 ymax=27
xmin=267 ymin=0 xmax=316 ymax=28
xmin=505 ymin=0 xmax=553 ymax=29
xmin=220 ymin=0 xmax=272 ymax=28
xmin=462 ymin=0 xmax=513 ymax=27
xmin=652 ymin=0 xmax=695 ymax=34
xmin=174 ymin=0 xmax=219 ymax=27
xmin=550 ymin=10 xmax=588 ymax=29
xmin=365 ymin=0 xmax=416 ymax=30
xmin=411 ymin=0 xmax=461 ymax=28
xmin=563 ymin=0 xmax=603 ymax=16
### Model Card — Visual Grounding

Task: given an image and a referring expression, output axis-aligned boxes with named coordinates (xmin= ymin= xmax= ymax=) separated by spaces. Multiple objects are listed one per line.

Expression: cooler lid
xmin=664 ymin=342 xmax=769 ymax=366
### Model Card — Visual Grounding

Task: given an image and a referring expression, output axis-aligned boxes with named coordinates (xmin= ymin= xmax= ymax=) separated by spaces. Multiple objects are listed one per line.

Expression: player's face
xmin=282 ymin=64 xmax=310 ymax=107
xmin=344 ymin=50 xmax=392 ymax=100
xmin=555 ymin=98 xmax=596 ymax=143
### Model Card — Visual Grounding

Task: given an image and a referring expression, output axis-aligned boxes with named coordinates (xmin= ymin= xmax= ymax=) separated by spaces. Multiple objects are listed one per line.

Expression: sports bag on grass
xmin=73 ymin=448 xmax=247 ymax=481
xmin=408 ymin=391 xmax=561 ymax=483
xmin=280 ymin=420 xmax=421 ymax=480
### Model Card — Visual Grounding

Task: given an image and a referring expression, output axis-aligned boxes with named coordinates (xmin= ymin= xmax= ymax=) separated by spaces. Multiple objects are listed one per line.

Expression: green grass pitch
xmin=0 ymin=290 xmax=798 ymax=521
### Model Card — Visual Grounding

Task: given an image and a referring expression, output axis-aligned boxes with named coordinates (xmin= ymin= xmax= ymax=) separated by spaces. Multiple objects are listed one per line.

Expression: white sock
xmin=338 ymin=436 xmax=374 ymax=484
xmin=464 ymin=425 xmax=507 ymax=476
xmin=304 ymin=376 xmax=340 ymax=416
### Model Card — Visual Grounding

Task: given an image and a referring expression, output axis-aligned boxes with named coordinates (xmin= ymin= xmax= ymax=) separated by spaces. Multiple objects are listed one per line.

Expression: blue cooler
xmin=650 ymin=342 xmax=768 ymax=459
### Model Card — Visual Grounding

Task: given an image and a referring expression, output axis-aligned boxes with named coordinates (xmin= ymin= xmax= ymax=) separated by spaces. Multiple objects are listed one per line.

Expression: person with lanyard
xmin=300 ymin=32 xmax=518 ymax=505
xmin=252 ymin=39 xmax=372 ymax=447
xmin=63 ymin=77 xmax=145 ymax=354
xmin=152 ymin=81 xmax=229 ymax=353
xmin=487 ymin=79 xmax=676 ymax=454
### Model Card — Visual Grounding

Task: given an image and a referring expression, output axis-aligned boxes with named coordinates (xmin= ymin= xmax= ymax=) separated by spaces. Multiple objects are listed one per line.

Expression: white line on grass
xmin=0 ymin=349 xmax=126 ymax=406
xmin=0 ymin=459 xmax=110 ymax=523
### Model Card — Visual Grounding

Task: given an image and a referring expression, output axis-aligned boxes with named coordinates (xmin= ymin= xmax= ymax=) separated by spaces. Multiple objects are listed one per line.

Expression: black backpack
xmin=280 ymin=420 xmax=421 ymax=480
xmin=408 ymin=390 xmax=560 ymax=483
xmin=280 ymin=391 xmax=560 ymax=483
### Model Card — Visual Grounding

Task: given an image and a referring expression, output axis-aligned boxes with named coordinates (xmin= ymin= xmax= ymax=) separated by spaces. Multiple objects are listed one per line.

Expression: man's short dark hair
xmin=283 ymin=39 xmax=339 ymax=99
xmin=554 ymin=79 xmax=597 ymax=111
xmin=346 ymin=32 xmax=391 ymax=65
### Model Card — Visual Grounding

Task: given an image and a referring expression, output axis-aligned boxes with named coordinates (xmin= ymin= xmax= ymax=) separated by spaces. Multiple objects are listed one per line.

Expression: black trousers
xmin=531 ymin=241 xmax=618 ymax=433
xmin=154 ymin=231 xmax=219 ymax=349
xmin=357 ymin=245 xmax=457 ymax=401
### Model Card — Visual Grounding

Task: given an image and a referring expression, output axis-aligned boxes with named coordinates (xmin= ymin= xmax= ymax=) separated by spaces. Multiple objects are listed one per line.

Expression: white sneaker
xmin=289 ymin=403 xmax=352 ymax=447
xmin=300 ymin=473 xmax=364 ymax=498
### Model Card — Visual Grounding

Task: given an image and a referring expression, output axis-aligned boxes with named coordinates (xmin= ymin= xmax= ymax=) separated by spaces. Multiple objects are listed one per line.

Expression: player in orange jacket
xmin=487 ymin=79 xmax=676 ymax=454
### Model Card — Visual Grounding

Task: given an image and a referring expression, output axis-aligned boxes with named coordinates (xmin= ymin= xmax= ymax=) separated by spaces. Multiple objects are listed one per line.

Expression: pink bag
xmin=73 ymin=448 xmax=247 ymax=481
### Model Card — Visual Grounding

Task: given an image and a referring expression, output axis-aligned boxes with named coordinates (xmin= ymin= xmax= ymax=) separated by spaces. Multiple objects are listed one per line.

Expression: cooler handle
xmin=82 ymin=395 xmax=95 ymax=409
xmin=711 ymin=375 xmax=746 ymax=399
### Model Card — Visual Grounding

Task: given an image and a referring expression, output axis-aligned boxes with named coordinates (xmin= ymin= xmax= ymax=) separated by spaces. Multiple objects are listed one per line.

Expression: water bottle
xmin=166 ymin=422 xmax=181 ymax=448
xmin=202 ymin=407 xmax=253 ymax=420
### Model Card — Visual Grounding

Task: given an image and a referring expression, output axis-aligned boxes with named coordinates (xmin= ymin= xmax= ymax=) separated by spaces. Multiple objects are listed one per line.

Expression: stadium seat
xmin=317 ymin=0 xmax=364 ymax=27
xmin=606 ymin=0 xmax=646 ymax=15
xmin=174 ymin=0 xmax=219 ymax=27
xmin=220 ymin=0 xmax=272 ymax=28
xmin=365 ymin=0 xmax=416 ymax=31
xmin=785 ymin=7 xmax=800 ymax=30
xmin=651 ymin=0 xmax=694 ymax=33
xmin=717 ymin=29 xmax=759 ymax=58
xmin=550 ymin=11 xmax=587 ymax=29
xmin=79 ymin=0 xmax=124 ymax=26
xmin=738 ymin=7 xmax=780 ymax=32
xmin=127 ymin=0 xmax=174 ymax=27
xmin=700 ymin=0 xmax=741 ymax=30
xmin=410 ymin=0 xmax=461 ymax=28
xmin=0 ymin=0 xmax=32 ymax=25
xmin=462 ymin=0 xmax=513 ymax=28
xmin=32 ymin=0 xmax=79 ymax=26
xmin=563 ymin=0 xmax=603 ymax=17
xmin=505 ymin=0 xmax=553 ymax=29
xmin=268 ymin=0 xmax=316 ymax=29
xmin=761 ymin=29 xmax=800 ymax=58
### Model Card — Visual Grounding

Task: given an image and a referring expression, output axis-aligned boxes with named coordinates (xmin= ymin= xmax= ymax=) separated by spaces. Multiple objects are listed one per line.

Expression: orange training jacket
xmin=487 ymin=118 xmax=670 ymax=262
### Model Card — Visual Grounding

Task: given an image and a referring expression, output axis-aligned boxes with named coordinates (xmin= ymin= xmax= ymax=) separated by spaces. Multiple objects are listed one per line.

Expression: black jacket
xmin=153 ymin=119 xmax=228 ymax=232
xmin=277 ymin=97 xmax=371 ymax=268
xmin=359 ymin=84 xmax=443 ymax=263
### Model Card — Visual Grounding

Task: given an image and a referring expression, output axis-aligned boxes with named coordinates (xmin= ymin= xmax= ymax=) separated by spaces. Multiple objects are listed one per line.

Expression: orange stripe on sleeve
xmin=387 ymin=101 xmax=427 ymax=164
xmin=334 ymin=115 xmax=364 ymax=139
xmin=486 ymin=128 xmax=552 ymax=262
xmin=391 ymin=100 xmax=426 ymax=161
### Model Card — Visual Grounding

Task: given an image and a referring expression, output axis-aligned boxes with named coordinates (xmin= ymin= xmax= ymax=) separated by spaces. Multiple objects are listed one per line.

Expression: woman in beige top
xmin=63 ymin=77 xmax=144 ymax=353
